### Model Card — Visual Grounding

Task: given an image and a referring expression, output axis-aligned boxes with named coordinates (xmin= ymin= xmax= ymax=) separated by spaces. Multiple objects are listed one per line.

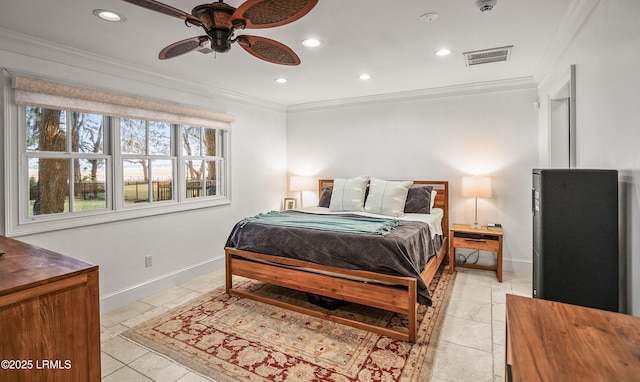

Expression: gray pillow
xmin=404 ymin=185 xmax=433 ymax=214
xmin=318 ymin=188 xmax=332 ymax=207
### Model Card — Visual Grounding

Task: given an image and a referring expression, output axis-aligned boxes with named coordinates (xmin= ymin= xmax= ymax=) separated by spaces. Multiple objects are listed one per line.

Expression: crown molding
xmin=0 ymin=27 xmax=286 ymax=114
xmin=285 ymin=77 xmax=538 ymax=114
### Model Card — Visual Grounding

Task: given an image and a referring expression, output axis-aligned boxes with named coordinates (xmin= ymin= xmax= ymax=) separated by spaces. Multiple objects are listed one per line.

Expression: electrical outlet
xmin=145 ymin=255 xmax=153 ymax=268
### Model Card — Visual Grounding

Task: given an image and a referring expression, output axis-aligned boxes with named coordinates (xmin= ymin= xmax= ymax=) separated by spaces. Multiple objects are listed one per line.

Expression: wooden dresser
xmin=0 ymin=235 xmax=100 ymax=382
xmin=505 ymin=294 xmax=640 ymax=381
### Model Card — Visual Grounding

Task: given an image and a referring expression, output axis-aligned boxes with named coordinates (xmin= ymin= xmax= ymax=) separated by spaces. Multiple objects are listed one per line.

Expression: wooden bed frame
xmin=225 ymin=179 xmax=449 ymax=342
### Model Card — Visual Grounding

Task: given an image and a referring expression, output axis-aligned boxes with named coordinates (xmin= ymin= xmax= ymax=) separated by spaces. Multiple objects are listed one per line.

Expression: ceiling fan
xmin=123 ymin=0 xmax=318 ymax=65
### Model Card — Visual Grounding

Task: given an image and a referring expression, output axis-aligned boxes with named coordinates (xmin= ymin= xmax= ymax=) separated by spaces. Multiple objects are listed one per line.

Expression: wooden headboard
xmin=317 ymin=179 xmax=449 ymax=237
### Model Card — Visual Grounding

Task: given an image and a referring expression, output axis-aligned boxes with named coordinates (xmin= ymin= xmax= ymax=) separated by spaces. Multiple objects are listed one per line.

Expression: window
xmin=26 ymin=107 xmax=109 ymax=217
xmin=182 ymin=126 xmax=224 ymax=199
xmin=121 ymin=118 xmax=174 ymax=205
xmin=6 ymin=73 xmax=233 ymax=235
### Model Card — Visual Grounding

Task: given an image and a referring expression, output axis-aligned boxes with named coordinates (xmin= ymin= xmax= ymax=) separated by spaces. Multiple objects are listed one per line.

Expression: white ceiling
xmin=0 ymin=0 xmax=574 ymax=106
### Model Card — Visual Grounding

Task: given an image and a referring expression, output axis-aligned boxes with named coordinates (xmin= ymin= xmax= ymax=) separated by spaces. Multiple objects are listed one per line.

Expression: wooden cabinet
xmin=0 ymin=236 xmax=100 ymax=382
xmin=449 ymin=224 xmax=503 ymax=281
xmin=505 ymin=294 xmax=640 ymax=381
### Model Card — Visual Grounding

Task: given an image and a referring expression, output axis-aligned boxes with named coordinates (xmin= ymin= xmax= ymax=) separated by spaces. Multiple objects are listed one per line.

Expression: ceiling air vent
xmin=463 ymin=46 xmax=513 ymax=66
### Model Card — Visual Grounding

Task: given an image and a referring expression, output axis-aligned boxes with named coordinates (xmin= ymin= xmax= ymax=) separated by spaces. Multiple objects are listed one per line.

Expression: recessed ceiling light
xmin=435 ymin=48 xmax=453 ymax=56
xmin=419 ymin=13 xmax=439 ymax=23
xmin=301 ymin=38 xmax=322 ymax=48
xmin=358 ymin=74 xmax=372 ymax=80
xmin=275 ymin=78 xmax=288 ymax=84
xmin=93 ymin=9 xmax=125 ymax=22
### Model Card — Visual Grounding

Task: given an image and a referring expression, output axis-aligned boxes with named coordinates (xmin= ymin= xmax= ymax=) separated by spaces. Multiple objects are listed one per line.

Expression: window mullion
xmin=66 ymin=110 xmax=74 ymax=213
xmin=68 ymin=157 xmax=75 ymax=212
xmin=199 ymin=127 xmax=204 ymax=156
xmin=201 ymin=159 xmax=207 ymax=196
xmin=145 ymin=120 xmax=150 ymax=155
xmin=112 ymin=117 xmax=124 ymax=211
xmin=175 ymin=124 xmax=184 ymax=202
xmin=103 ymin=115 xmax=112 ymax=211
xmin=65 ymin=111 xmax=72 ymax=153
xmin=147 ymin=158 xmax=153 ymax=203
xmin=145 ymin=121 xmax=151 ymax=203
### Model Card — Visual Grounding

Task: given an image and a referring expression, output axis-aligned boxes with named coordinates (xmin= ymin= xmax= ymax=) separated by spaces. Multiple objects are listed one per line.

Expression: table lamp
xmin=289 ymin=176 xmax=314 ymax=208
xmin=462 ymin=176 xmax=492 ymax=229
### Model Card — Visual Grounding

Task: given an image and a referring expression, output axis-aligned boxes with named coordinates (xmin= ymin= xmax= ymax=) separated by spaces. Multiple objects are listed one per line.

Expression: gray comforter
xmin=225 ymin=210 xmax=442 ymax=305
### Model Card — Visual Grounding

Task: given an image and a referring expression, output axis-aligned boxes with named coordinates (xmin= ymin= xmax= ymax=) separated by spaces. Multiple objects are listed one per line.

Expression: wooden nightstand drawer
xmin=453 ymin=236 xmax=500 ymax=252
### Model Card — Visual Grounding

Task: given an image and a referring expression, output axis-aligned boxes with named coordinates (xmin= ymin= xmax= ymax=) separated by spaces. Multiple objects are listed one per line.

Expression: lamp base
xmin=470 ymin=222 xmax=481 ymax=229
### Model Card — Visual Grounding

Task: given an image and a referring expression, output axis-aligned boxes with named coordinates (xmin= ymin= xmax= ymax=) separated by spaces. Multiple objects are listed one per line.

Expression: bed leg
xmin=409 ymin=282 xmax=418 ymax=343
xmin=224 ymin=249 xmax=232 ymax=293
xmin=409 ymin=306 xmax=417 ymax=343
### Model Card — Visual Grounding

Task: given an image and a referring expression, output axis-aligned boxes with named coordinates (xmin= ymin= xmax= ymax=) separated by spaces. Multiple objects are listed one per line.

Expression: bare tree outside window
xmin=183 ymin=126 xmax=220 ymax=198
xmin=31 ymin=108 xmax=67 ymax=215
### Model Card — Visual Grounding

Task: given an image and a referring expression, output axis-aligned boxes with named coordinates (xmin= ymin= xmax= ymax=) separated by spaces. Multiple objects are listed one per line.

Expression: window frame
xmin=23 ymin=109 xmax=112 ymax=218
xmin=119 ymin=118 xmax=176 ymax=206
xmin=181 ymin=125 xmax=226 ymax=201
xmin=3 ymin=72 xmax=232 ymax=236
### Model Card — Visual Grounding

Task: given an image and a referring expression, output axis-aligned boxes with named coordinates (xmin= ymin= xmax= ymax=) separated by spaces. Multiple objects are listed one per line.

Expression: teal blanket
xmin=239 ymin=211 xmax=400 ymax=236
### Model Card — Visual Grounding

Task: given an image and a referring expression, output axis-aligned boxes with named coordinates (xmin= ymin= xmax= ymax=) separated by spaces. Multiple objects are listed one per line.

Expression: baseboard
xmin=99 ymin=256 xmax=225 ymax=313
xmin=503 ymin=258 xmax=532 ymax=274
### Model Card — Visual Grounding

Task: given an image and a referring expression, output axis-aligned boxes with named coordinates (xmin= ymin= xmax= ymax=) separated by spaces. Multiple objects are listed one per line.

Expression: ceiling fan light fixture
xmin=301 ymin=38 xmax=322 ymax=48
xmin=435 ymin=48 xmax=453 ymax=56
xmin=192 ymin=3 xmax=235 ymax=29
xmin=93 ymin=9 xmax=125 ymax=22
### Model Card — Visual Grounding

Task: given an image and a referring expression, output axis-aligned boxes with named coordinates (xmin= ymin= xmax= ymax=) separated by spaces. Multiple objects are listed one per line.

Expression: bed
xmin=224 ymin=178 xmax=449 ymax=342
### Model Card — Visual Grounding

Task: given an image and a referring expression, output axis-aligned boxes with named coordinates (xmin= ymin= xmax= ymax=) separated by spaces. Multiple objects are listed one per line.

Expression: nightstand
xmin=449 ymin=223 xmax=503 ymax=282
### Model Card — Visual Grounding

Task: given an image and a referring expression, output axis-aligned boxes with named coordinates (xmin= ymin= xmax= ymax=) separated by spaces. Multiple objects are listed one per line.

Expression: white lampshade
xmin=289 ymin=176 xmax=315 ymax=192
xmin=461 ymin=176 xmax=492 ymax=198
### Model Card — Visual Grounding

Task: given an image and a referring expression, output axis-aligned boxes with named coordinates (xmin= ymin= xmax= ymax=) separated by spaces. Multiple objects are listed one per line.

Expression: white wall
xmin=537 ymin=0 xmax=640 ymax=314
xmin=0 ymin=31 xmax=287 ymax=312
xmin=286 ymin=83 xmax=540 ymax=273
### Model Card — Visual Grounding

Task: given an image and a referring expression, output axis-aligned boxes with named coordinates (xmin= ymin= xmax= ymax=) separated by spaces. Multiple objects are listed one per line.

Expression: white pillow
xmin=329 ymin=176 xmax=369 ymax=212
xmin=364 ymin=178 xmax=413 ymax=217
xmin=431 ymin=190 xmax=437 ymax=210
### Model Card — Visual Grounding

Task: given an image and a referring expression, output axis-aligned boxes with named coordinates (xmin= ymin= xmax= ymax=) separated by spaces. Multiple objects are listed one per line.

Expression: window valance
xmin=12 ymin=75 xmax=234 ymax=130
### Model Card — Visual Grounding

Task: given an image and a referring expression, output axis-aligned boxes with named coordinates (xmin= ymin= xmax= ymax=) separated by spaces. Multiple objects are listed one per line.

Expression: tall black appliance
xmin=532 ymin=169 xmax=619 ymax=312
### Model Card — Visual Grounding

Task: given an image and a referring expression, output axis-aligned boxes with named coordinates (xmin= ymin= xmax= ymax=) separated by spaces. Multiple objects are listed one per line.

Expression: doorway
xmin=549 ymin=65 xmax=576 ymax=168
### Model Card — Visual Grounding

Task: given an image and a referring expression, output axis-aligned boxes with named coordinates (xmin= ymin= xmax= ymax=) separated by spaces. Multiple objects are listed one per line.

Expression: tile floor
xmin=100 ymin=267 xmax=532 ymax=381
xmin=431 ymin=268 xmax=532 ymax=382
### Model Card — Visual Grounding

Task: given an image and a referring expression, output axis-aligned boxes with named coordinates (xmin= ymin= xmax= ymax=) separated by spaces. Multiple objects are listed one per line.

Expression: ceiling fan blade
xmin=159 ymin=36 xmax=209 ymax=60
xmin=236 ymin=35 xmax=300 ymax=65
xmin=232 ymin=0 xmax=318 ymax=29
xmin=122 ymin=0 xmax=202 ymax=27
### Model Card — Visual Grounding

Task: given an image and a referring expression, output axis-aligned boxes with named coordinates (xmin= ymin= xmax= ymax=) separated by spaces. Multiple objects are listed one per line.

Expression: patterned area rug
xmin=123 ymin=265 xmax=454 ymax=381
